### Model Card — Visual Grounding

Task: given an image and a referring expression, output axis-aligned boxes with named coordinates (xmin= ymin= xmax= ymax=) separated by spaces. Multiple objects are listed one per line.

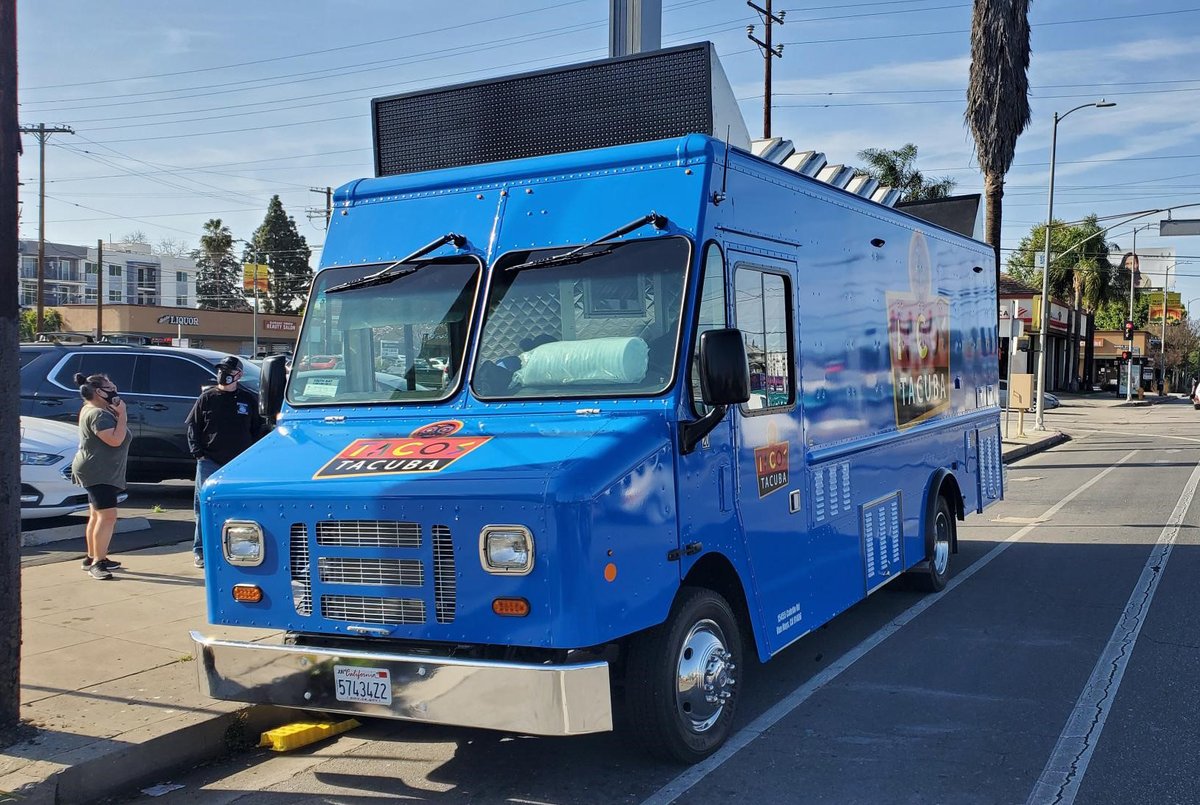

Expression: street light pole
xmin=1036 ymin=100 xmax=1115 ymax=430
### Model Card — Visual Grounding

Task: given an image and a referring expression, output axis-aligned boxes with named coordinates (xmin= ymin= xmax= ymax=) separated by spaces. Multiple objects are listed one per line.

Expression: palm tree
xmin=856 ymin=144 xmax=957 ymax=201
xmin=965 ymin=0 xmax=1032 ymax=251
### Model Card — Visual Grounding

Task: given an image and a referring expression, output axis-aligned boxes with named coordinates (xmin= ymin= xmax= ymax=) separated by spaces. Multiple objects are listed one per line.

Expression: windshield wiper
xmin=505 ymin=211 xmax=668 ymax=272
xmin=327 ymin=232 xmax=467 ymax=294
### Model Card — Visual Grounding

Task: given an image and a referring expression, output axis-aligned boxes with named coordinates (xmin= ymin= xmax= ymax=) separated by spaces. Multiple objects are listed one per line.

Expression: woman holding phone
xmin=71 ymin=372 xmax=132 ymax=580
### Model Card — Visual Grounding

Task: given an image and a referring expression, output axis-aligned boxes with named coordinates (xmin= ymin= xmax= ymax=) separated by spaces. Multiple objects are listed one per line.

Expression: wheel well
xmin=939 ymin=474 xmax=965 ymax=521
xmin=682 ymin=553 xmax=756 ymax=655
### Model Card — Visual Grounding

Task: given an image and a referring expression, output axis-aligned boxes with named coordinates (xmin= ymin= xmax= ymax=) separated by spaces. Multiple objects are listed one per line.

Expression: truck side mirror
xmin=699 ymin=328 xmax=751 ymax=406
xmin=681 ymin=328 xmax=750 ymax=455
xmin=260 ymin=355 xmax=287 ymax=426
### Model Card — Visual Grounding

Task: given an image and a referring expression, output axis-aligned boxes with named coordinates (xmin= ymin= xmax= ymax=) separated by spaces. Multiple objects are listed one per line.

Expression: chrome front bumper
xmin=189 ymin=631 xmax=613 ymax=736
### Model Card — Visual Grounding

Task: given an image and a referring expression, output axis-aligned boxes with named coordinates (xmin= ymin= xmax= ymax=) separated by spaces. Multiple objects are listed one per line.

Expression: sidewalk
xmin=0 ymin=542 xmax=289 ymax=803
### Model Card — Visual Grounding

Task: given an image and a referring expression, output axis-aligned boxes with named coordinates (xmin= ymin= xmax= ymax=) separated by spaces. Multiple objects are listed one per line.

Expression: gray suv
xmin=19 ymin=343 xmax=261 ymax=482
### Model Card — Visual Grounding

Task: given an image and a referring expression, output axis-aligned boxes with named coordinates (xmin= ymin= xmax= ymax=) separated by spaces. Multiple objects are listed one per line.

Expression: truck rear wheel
xmin=624 ymin=587 xmax=742 ymax=764
xmin=914 ymin=495 xmax=955 ymax=592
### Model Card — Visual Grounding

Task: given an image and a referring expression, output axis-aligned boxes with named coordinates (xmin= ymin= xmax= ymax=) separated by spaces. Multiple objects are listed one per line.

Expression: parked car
xmin=19 ymin=343 xmax=261 ymax=482
xmin=999 ymin=379 xmax=1059 ymax=411
xmin=19 ymin=415 xmax=127 ymax=520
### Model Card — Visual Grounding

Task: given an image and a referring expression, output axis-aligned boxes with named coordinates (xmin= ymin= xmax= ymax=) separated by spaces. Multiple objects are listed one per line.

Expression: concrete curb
xmin=3 ymin=704 xmax=293 ymax=804
xmin=1002 ymin=432 xmax=1069 ymax=464
xmin=19 ymin=516 xmax=151 ymax=548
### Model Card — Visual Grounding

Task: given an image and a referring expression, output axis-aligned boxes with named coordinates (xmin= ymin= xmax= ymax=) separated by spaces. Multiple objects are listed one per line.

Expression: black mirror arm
xmin=680 ymin=405 xmax=728 ymax=455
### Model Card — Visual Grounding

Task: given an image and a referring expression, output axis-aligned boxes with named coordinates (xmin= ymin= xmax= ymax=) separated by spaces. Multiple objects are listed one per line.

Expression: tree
xmin=1006 ymin=216 xmax=1115 ymax=312
xmin=244 ymin=196 xmax=311 ymax=315
xmin=1095 ymin=293 xmax=1151 ymax=331
xmin=1163 ymin=320 xmax=1200 ymax=380
xmin=193 ymin=219 xmax=248 ymax=311
xmin=18 ymin=307 xmax=63 ymax=341
xmin=155 ymin=237 xmax=191 ymax=258
xmin=121 ymin=229 xmax=148 ymax=245
xmin=965 ymin=0 xmax=1032 ymax=250
xmin=856 ymin=144 xmax=957 ymax=201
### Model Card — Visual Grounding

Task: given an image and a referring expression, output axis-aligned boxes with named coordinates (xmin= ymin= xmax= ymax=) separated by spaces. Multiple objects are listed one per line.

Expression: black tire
xmin=913 ymin=495 xmax=955 ymax=593
xmin=624 ymin=587 xmax=743 ymax=764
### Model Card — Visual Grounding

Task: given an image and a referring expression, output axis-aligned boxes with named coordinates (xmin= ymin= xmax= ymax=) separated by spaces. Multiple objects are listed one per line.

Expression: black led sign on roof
xmin=371 ymin=42 xmax=748 ymax=178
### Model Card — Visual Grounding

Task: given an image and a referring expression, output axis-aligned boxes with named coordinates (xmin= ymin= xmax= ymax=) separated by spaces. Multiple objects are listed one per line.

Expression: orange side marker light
xmin=492 ymin=597 xmax=530 ymax=617
xmin=232 ymin=584 xmax=263 ymax=603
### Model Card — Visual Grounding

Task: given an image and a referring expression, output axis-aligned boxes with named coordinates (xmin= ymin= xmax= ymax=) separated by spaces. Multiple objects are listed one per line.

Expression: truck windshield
xmin=473 ymin=237 xmax=691 ymax=399
xmin=287 ymin=256 xmax=481 ymax=405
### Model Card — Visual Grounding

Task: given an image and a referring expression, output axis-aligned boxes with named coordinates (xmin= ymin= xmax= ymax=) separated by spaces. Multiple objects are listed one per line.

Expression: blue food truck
xmin=192 ymin=44 xmax=1003 ymax=763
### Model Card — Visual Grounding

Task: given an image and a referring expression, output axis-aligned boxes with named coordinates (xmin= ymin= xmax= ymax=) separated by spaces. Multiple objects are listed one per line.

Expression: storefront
xmin=1092 ymin=330 xmax=1158 ymax=394
xmin=999 ymin=275 xmax=1090 ymax=392
xmin=53 ymin=303 xmax=302 ymax=356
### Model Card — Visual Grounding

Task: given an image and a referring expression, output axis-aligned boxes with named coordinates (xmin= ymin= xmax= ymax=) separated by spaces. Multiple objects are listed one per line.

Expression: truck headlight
xmin=480 ymin=525 xmax=534 ymax=574
xmin=223 ymin=520 xmax=265 ymax=566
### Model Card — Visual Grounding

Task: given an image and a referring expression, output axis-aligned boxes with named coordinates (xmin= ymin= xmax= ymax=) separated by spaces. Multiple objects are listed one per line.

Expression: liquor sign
xmin=157 ymin=314 xmax=199 ymax=327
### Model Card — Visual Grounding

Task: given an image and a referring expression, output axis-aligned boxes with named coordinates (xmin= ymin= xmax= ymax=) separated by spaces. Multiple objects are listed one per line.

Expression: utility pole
xmin=95 ymin=239 xmax=104 ymax=341
xmin=307 ymin=186 xmax=332 ymax=230
xmin=747 ymin=1 xmax=785 ymax=139
xmin=17 ymin=123 xmax=74 ymax=333
xmin=2 ymin=0 xmax=23 ymax=735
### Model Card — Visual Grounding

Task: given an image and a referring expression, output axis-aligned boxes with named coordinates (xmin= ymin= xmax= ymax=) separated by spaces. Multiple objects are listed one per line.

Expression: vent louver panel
xmin=432 ymin=525 xmax=457 ymax=624
xmin=315 ymin=521 xmax=421 ymax=548
xmin=318 ymin=557 xmax=423 ymax=587
xmin=289 ymin=523 xmax=312 ymax=616
xmin=322 ymin=595 xmax=426 ymax=625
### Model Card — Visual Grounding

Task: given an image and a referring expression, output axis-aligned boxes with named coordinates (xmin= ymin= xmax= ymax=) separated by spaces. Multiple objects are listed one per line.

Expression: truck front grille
xmin=318 ymin=557 xmax=423 ymax=587
xmin=290 ymin=520 xmax=456 ymax=626
xmin=321 ymin=595 xmax=426 ymax=625
xmin=315 ymin=520 xmax=421 ymax=548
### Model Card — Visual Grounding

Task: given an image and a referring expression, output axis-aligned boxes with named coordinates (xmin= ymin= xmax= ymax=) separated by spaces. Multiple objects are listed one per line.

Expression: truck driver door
xmin=729 ymin=252 xmax=809 ymax=655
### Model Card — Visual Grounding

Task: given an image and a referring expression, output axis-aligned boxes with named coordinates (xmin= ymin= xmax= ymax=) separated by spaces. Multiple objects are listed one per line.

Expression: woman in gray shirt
xmin=71 ymin=372 xmax=131 ymax=580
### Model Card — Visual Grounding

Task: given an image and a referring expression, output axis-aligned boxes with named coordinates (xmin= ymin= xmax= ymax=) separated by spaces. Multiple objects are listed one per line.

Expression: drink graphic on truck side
xmin=191 ymin=44 xmax=1002 ymax=764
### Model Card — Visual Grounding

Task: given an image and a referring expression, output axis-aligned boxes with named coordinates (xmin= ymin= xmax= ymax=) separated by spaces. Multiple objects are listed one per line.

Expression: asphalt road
xmin=120 ymin=397 xmax=1200 ymax=805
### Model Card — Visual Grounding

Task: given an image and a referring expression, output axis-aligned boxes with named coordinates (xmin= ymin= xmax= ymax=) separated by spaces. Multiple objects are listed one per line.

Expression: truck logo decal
xmin=314 ymin=421 xmax=489 ymax=479
xmin=754 ymin=441 xmax=790 ymax=498
xmin=887 ymin=231 xmax=950 ymax=429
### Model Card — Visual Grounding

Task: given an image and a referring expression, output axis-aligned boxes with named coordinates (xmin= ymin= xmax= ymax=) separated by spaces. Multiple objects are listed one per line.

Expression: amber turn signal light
xmin=232 ymin=584 xmax=263 ymax=603
xmin=492 ymin=597 xmax=530 ymax=617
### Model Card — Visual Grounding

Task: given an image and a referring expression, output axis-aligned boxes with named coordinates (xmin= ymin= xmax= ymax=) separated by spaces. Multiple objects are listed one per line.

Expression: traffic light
xmin=1121 ymin=350 xmax=1131 ymax=361
xmin=1124 ymin=320 xmax=1135 ymax=341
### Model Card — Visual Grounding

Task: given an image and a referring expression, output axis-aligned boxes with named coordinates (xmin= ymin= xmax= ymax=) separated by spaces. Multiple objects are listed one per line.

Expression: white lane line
xmin=641 ymin=449 xmax=1140 ymax=805
xmin=1026 ymin=457 xmax=1200 ymax=805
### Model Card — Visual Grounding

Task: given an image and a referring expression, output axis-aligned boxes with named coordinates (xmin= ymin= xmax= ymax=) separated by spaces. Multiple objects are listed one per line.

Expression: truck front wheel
xmin=624 ymin=587 xmax=742 ymax=764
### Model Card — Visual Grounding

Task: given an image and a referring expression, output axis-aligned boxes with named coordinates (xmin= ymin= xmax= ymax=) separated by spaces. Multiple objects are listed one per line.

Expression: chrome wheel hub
xmin=933 ymin=512 xmax=951 ymax=575
xmin=676 ymin=619 xmax=736 ymax=733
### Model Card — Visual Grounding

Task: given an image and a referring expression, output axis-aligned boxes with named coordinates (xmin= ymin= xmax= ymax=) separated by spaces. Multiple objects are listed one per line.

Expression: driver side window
xmin=690 ymin=243 xmax=726 ymax=414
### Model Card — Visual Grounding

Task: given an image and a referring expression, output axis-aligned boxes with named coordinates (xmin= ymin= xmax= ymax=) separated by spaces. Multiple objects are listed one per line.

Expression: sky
xmin=14 ymin=1 xmax=1200 ymax=306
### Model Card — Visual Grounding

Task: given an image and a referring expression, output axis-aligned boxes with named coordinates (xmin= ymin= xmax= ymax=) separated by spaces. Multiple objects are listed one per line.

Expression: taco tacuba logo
xmin=887 ymin=232 xmax=951 ymax=429
xmin=314 ymin=420 xmax=491 ymax=479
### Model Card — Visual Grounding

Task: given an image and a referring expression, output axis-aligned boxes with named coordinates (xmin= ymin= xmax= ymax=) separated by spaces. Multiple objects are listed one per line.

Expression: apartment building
xmin=17 ymin=239 xmax=196 ymax=309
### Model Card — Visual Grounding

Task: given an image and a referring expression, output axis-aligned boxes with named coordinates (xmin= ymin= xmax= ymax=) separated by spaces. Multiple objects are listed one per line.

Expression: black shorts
xmin=85 ymin=484 xmax=122 ymax=510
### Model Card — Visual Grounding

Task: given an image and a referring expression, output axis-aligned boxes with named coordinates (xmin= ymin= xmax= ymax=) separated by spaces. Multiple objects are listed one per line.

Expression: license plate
xmin=333 ymin=665 xmax=392 ymax=705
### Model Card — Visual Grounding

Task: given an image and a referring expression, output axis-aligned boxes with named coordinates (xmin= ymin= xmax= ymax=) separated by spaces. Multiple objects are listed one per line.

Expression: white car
xmin=19 ymin=416 xmax=97 ymax=520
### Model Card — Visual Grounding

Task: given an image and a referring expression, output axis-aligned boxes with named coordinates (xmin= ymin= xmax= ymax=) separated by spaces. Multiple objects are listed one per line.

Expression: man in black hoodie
xmin=186 ymin=356 xmax=263 ymax=568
